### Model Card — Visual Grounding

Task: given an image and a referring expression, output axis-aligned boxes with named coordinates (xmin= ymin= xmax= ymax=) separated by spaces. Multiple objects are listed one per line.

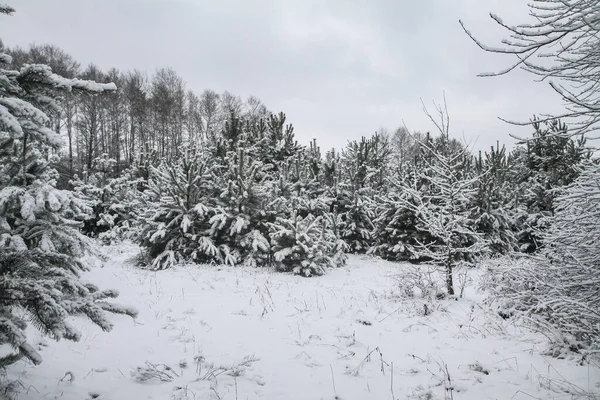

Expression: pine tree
xmin=471 ymin=143 xmax=517 ymax=254
xmin=337 ymin=133 xmax=390 ymax=253
xmin=266 ymin=140 xmax=348 ymax=276
xmin=510 ymin=118 xmax=589 ymax=252
xmin=210 ymin=146 xmax=270 ymax=267
xmin=338 ymin=192 xmax=374 ymax=253
xmin=0 ymin=13 xmax=136 ymax=368
xmin=71 ymin=154 xmax=145 ymax=242
xmin=140 ymin=145 xmax=219 ymax=269
xmin=283 ymin=140 xmax=330 ymax=219
xmin=269 ymin=211 xmax=347 ymax=277
xmin=248 ymin=112 xmax=301 ymax=172
xmin=141 ymin=113 xmax=278 ymax=269
xmin=370 ymin=170 xmax=429 ymax=261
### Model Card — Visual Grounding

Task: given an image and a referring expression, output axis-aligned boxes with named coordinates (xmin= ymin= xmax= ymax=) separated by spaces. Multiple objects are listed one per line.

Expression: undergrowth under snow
xmin=5 ymin=242 xmax=599 ymax=400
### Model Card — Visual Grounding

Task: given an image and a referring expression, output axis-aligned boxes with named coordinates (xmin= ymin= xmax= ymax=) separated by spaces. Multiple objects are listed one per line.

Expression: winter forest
xmin=1 ymin=1 xmax=599 ymax=399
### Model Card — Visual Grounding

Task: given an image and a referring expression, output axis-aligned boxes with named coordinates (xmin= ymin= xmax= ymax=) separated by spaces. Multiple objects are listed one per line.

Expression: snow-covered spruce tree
xmin=0 ymin=13 xmax=137 ymax=368
xmin=485 ymin=160 xmax=600 ymax=355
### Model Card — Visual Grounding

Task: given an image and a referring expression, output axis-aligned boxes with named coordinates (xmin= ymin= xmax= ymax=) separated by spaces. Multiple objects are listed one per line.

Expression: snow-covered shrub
xmin=0 ymin=33 xmax=136 ymax=369
xmin=0 ymin=250 xmax=138 ymax=367
xmin=269 ymin=212 xmax=347 ymax=276
xmin=395 ymin=265 xmax=445 ymax=301
xmin=483 ymin=161 xmax=600 ymax=357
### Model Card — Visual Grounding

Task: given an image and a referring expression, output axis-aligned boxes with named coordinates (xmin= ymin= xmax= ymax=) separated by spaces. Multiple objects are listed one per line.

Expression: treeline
xmin=77 ymin=100 xmax=590 ymax=278
xmin=3 ymin=42 xmax=273 ymax=185
xmin=4 ymin=42 xmax=593 ymax=274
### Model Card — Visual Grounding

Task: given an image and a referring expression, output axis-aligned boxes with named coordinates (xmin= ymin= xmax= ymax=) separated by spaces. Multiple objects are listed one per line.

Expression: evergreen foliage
xmin=471 ymin=143 xmax=517 ymax=254
xmin=510 ymin=118 xmax=589 ymax=252
xmin=140 ymin=146 xmax=215 ymax=268
xmin=0 ymin=41 xmax=136 ymax=368
xmin=138 ymin=114 xmax=347 ymax=274
xmin=370 ymin=172 xmax=428 ymax=261
xmin=269 ymin=211 xmax=347 ymax=277
xmin=71 ymin=154 xmax=145 ymax=243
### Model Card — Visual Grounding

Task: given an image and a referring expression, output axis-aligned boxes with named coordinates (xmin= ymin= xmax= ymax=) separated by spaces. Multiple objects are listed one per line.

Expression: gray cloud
xmin=0 ymin=0 xmax=566 ymax=152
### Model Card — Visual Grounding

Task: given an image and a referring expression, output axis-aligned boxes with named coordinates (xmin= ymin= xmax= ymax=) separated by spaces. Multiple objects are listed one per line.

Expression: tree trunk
xmin=446 ymin=257 xmax=454 ymax=296
xmin=66 ymin=98 xmax=74 ymax=177
xmin=22 ymin=133 xmax=28 ymax=185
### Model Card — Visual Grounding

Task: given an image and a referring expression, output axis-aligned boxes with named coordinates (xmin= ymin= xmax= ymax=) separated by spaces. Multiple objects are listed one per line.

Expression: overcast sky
xmin=0 ymin=0 xmax=566 ymax=152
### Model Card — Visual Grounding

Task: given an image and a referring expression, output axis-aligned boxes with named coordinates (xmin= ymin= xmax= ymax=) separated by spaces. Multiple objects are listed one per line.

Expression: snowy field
xmin=6 ymin=243 xmax=599 ymax=400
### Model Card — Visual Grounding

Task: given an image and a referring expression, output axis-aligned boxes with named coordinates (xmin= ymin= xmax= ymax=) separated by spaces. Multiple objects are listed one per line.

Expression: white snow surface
xmin=7 ymin=242 xmax=599 ymax=400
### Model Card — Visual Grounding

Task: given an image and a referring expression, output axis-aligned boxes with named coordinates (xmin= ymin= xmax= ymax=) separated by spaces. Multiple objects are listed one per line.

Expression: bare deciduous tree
xmin=185 ymin=90 xmax=203 ymax=145
xmin=77 ymin=64 xmax=105 ymax=171
xmin=150 ymin=68 xmax=186 ymax=161
xmin=460 ymin=1 xmax=600 ymax=137
xmin=200 ymin=89 xmax=220 ymax=143
xmin=384 ymin=98 xmax=487 ymax=295
xmin=123 ymin=70 xmax=148 ymax=164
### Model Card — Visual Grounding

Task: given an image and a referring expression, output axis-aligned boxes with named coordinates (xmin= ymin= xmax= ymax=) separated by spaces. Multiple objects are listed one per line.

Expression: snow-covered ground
xmin=7 ymin=243 xmax=599 ymax=400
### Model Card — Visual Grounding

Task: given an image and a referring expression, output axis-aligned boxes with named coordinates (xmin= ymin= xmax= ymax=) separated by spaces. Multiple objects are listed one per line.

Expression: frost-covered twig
xmin=482 ymin=253 xmax=600 ymax=357
xmin=193 ymin=354 xmax=259 ymax=381
xmin=131 ymin=362 xmax=179 ymax=383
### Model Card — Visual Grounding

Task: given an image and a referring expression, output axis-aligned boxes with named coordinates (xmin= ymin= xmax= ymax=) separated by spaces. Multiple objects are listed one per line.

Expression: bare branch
xmin=460 ymin=0 xmax=600 ymax=138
